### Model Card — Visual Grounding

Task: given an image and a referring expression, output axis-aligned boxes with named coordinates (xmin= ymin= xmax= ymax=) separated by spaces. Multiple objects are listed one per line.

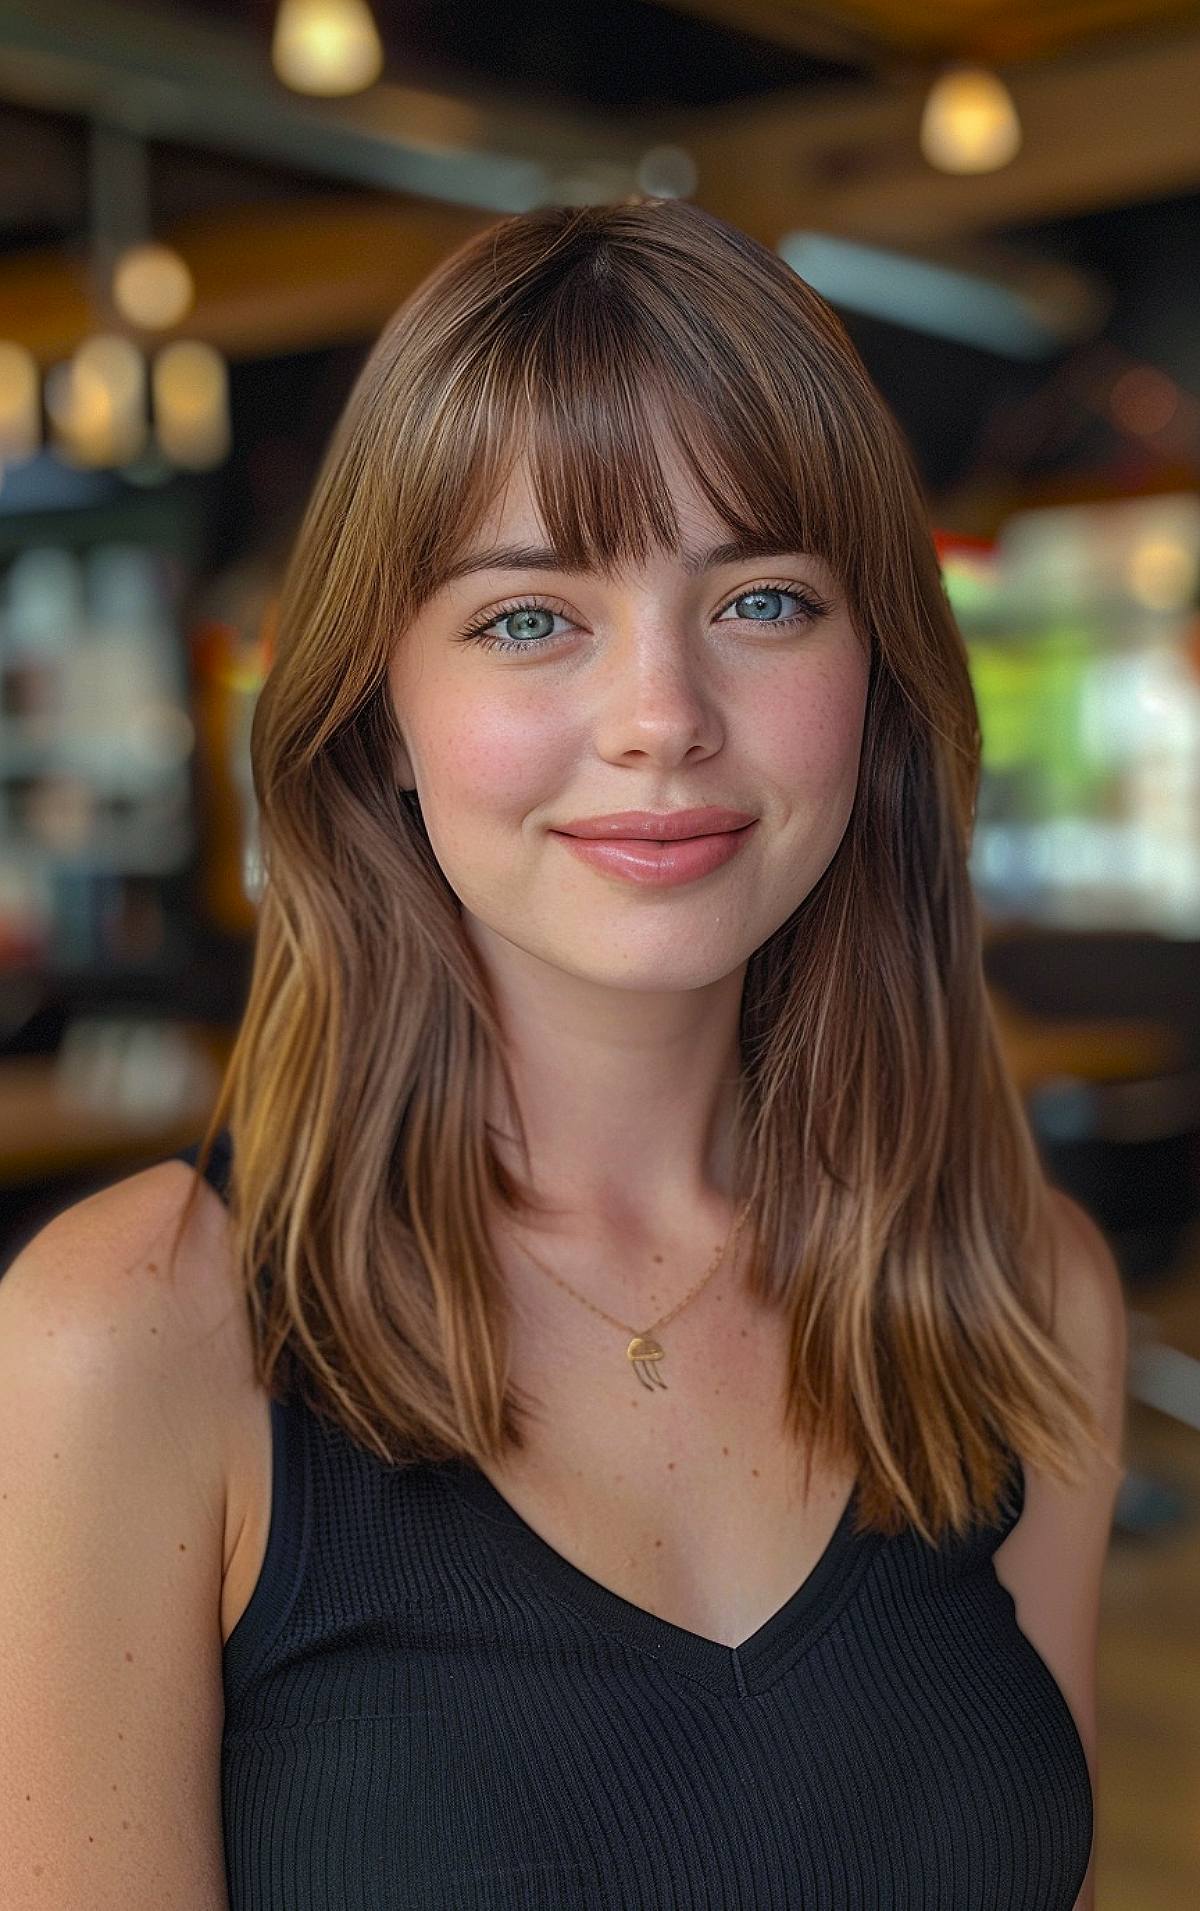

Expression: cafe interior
xmin=0 ymin=2 xmax=1198 ymax=1902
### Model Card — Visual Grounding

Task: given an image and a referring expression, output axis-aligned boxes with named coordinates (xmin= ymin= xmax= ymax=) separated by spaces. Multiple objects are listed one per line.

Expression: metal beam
xmin=0 ymin=0 xmax=1192 ymax=372
xmin=1 ymin=0 xmax=1199 ymax=250
xmin=0 ymin=0 xmax=641 ymax=212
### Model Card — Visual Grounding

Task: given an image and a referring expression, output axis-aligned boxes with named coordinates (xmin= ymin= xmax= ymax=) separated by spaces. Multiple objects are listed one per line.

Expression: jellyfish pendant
xmin=627 ymin=1333 xmax=668 ymax=1390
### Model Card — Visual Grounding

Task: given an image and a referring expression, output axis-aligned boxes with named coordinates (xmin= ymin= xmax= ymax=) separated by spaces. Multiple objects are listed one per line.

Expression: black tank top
xmin=173 ymin=1129 xmax=1093 ymax=1909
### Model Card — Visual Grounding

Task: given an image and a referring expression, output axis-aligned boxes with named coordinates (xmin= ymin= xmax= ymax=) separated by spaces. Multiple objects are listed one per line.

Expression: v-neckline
xmin=443 ymin=1460 xmax=877 ymax=1698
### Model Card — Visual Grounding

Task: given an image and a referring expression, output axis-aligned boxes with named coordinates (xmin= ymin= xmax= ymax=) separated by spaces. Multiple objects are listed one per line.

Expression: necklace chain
xmin=509 ymin=1198 xmax=753 ymax=1392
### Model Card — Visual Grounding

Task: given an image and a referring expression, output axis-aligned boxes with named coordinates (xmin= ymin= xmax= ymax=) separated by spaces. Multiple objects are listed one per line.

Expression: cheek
xmin=412 ymin=687 xmax=571 ymax=863
xmin=447 ymin=706 xmax=567 ymax=813
xmin=759 ymin=653 xmax=869 ymax=807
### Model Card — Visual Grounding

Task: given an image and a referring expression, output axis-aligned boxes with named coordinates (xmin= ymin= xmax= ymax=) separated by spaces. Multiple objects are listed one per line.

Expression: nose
xmin=588 ymin=627 xmax=726 ymax=767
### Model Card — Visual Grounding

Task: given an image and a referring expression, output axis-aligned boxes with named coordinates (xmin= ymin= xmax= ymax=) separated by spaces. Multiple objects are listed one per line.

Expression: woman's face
xmin=386 ymin=445 xmax=870 ymax=995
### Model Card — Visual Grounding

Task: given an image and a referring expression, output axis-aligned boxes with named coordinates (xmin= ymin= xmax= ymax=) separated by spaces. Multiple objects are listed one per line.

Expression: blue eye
xmin=459 ymin=602 xmax=566 ymax=652
xmin=719 ymin=587 xmax=826 ymax=627
xmin=455 ymin=582 xmax=833 ymax=655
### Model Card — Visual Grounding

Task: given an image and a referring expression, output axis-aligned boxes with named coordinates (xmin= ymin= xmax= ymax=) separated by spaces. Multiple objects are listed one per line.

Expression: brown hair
xmin=172 ymin=195 xmax=1109 ymax=1545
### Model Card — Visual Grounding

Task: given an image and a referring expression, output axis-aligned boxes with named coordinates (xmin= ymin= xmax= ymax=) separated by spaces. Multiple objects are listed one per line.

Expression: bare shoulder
xmin=0 ymin=1154 xmax=266 ymax=1589
xmin=0 ymin=1158 xmax=254 ymax=1904
xmin=3 ymin=1154 xmax=254 ymax=1443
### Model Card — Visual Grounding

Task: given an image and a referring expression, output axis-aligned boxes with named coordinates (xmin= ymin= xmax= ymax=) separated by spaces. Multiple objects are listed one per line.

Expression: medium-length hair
xmin=172 ymin=196 xmax=1106 ymax=1545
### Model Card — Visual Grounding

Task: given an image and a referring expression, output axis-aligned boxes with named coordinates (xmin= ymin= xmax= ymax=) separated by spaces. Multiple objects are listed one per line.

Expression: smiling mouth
xmin=594 ymin=826 xmax=749 ymax=845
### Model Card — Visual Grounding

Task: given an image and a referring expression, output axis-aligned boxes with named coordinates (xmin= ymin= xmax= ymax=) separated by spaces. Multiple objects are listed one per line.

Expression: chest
xmin=222 ymin=1408 xmax=1093 ymax=1911
xmin=480 ymin=1285 xmax=857 ymax=1650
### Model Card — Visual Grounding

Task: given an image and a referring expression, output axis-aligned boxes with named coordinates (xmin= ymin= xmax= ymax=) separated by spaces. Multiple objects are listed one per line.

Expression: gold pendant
xmin=626 ymin=1334 xmax=668 ymax=1391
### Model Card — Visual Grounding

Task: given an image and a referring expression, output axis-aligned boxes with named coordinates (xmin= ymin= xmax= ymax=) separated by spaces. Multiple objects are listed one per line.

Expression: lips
xmin=598 ymin=825 xmax=750 ymax=846
xmin=552 ymin=818 xmax=757 ymax=887
xmin=555 ymin=807 xmax=757 ymax=840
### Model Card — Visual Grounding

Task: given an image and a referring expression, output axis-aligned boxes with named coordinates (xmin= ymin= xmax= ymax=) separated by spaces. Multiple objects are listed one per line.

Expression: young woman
xmin=1 ymin=197 xmax=1125 ymax=1910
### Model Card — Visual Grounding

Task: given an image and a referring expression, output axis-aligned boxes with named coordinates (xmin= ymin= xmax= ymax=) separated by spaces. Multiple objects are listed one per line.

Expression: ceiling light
xmin=920 ymin=64 xmax=1021 ymax=175
xmin=113 ymin=243 xmax=195 ymax=331
xmin=272 ymin=0 xmax=384 ymax=97
xmin=0 ymin=342 xmax=41 ymax=461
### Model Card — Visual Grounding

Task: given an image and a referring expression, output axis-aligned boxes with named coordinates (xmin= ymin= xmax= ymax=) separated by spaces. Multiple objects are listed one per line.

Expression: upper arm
xmin=0 ymin=1169 xmax=235 ymax=1908
xmin=993 ymin=1186 xmax=1129 ymax=1910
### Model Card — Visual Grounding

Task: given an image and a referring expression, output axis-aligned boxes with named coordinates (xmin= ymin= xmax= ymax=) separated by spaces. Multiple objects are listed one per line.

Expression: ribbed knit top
xmin=173 ymin=1129 xmax=1093 ymax=1910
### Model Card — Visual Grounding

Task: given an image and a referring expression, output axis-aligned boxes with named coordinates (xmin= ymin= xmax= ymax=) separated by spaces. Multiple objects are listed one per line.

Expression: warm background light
xmin=0 ymin=341 xmax=41 ymax=461
xmin=112 ymin=242 xmax=195 ymax=331
xmin=151 ymin=339 xmax=231 ymax=469
xmin=45 ymin=335 xmax=147 ymax=468
xmin=920 ymin=64 xmax=1022 ymax=174
xmin=272 ymin=0 xmax=384 ymax=97
xmin=1125 ymin=535 xmax=1199 ymax=613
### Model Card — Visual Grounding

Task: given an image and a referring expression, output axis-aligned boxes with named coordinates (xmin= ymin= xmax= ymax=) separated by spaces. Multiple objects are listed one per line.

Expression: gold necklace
xmin=511 ymin=1198 xmax=752 ymax=1391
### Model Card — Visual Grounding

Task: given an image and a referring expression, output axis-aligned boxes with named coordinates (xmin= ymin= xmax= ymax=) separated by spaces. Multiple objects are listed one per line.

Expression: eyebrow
xmin=435 ymin=536 xmax=816 ymax=588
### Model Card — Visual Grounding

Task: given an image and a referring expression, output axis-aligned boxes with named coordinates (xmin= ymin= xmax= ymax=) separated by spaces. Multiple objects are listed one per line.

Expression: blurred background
xmin=0 ymin=2 xmax=1197 ymax=1900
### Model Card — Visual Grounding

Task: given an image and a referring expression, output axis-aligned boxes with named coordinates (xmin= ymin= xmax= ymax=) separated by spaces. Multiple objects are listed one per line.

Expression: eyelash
xmin=454 ymin=581 xmax=834 ymax=655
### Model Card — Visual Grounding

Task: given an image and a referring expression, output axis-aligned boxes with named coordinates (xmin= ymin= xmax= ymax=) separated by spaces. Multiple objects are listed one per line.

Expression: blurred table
xmin=0 ymin=1020 xmax=233 ymax=1186
xmin=989 ymin=987 xmax=1184 ymax=1096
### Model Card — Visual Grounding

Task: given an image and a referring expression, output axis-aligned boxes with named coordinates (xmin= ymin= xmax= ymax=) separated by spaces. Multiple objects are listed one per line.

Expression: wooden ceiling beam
xmin=655 ymin=0 xmax=1200 ymax=67
xmin=675 ymin=18 xmax=1200 ymax=246
xmin=0 ymin=4 xmax=1197 ymax=366
xmin=0 ymin=196 xmax=495 ymax=364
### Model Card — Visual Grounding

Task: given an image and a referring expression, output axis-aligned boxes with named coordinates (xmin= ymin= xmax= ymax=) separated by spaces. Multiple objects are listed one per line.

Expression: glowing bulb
xmin=46 ymin=336 xmax=147 ymax=467
xmin=272 ymin=0 xmax=384 ymax=96
xmin=74 ymin=335 xmax=144 ymax=404
xmin=113 ymin=243 xmax=194 ymax=330
xmin=920 ymin=65 xmax=1021 ymax=174
xmin=0 ymin=341 xmax=41 ymax=460
xmin=152 ymin=340 xmax=231 ymax=470
xmin=1126 ymin=536 xmax=1198 ymax=613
